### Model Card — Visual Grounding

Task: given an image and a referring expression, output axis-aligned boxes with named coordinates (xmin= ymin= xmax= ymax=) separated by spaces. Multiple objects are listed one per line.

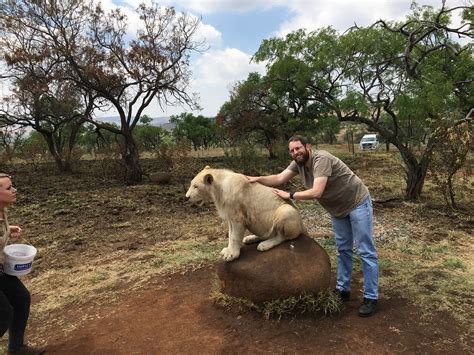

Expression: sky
xmin=1 ymin=0 xmax=471 ymax=124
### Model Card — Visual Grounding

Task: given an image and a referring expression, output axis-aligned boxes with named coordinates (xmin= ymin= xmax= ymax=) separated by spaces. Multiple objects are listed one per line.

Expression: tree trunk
xmin=404 ymin=163 xmax=427 ymax=200
xmin=347 ymin=131 xmax=354 ymax=154
xmin=42 ymin=132 xmax=68 ymax=172
xmin=447 ymin=173 xmax=457 ymax=210
xmin=268 ymin=143 xmax=277 ymax=159
xmin=399 ymin=146 xmax=429 ymax=200
xmin=63 ymin=121 xmax=84 ymax=172
xmin=121 ymin=133 xmax=142 ymax=184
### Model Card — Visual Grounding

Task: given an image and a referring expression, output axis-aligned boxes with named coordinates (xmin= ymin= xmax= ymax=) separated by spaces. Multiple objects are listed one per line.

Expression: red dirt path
xmin=39 ymin=267 xmax=468 ymax=354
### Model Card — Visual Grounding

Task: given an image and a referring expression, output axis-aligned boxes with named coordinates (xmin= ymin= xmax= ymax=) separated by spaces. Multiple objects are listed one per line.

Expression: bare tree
xmin=0 ymin=0 xmax=96 ymax=171
xmin=1 ymin=0 xmax=205 ymax=183
xmin=0 ymin=125 xmax=25 ymax=163
xmin=0 ymin=77 xmax=95 ymax=172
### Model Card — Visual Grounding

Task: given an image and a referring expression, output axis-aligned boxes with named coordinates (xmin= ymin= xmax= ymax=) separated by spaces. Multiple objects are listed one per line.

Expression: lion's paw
xmin=243 ymin=234 xmax=261 ymax=244
xmin=220 ymin=247 xmax=240 ymax=261
xmin=257 ymin=241 xmax=272 ymax=251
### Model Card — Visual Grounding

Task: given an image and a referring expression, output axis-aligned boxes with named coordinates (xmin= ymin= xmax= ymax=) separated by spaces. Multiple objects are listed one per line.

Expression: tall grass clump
xmin=211 ymin=277 xmax=341 ymax=320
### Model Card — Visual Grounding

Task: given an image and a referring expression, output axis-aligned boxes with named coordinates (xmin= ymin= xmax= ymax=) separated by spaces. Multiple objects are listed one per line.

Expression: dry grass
xmin=210 ymin=277 xmax=341 ymax=320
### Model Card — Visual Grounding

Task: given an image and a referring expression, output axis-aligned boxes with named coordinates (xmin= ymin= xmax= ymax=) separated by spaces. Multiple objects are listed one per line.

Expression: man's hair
xmin=288 ymin=135 xmax=310 ymax=146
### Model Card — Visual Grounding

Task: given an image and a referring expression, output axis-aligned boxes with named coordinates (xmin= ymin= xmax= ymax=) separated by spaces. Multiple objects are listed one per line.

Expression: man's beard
xmin=294 ymin=149 xmax=310 ymax=166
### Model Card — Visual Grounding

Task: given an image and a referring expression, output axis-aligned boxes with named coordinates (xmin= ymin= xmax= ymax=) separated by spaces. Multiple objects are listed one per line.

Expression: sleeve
xmin=287 ymin=160 xmax=299 ymax=173
xmin=313 ymin=156 xmax=332 ymax=177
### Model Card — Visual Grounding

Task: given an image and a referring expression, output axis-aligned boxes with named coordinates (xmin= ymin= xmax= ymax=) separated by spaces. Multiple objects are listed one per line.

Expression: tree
xmin=316 ymin=116 xmax=340 ymax=144
xmin=133 ymin=115 xmax=165 ymax=152
xmin=218 ymin=71 xmax=318 ymax=158
xmin=78 ymin=123 xmax=120 ymax=158
xmin=0 ymin=125 xmax=25 ymax=162
xmin=1 ymin=0 xmax=205 ymax=183
xmin=0 ymin=78 xmax=94 ymax=171
xmin=0 ymin=1 xmax=96 ymax=172
xmin=17 ymin=131 xmax=49 ymax=169
xmin=252 ymin=3 xmax=473 ymax=199
xmin=429 ymin=119 xmax=472 ymax=210
xmin=170 ymin=113 xmax=216 ymax=150
xmin=348 ymin=2 xmax=473 ymax=199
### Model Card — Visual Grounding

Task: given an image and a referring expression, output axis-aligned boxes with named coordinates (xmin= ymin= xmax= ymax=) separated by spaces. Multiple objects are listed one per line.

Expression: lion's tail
xmin=306 ymin=231 xmax=333 ymax=239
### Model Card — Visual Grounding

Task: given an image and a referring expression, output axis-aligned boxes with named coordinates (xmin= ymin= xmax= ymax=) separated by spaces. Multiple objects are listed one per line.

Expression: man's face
xmin=289 ymin=141 xmax=310 ymax=166
xmin=0 ymin=177 xmax=16 ymax=206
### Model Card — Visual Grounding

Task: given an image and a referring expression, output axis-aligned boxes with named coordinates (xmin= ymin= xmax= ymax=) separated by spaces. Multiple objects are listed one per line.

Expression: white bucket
xmin=3 ymin=244 xmax=37 ymax=276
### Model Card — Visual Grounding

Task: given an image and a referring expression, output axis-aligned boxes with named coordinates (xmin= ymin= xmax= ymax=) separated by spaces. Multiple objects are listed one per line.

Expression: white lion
xmin=185 ymin=166 xmax=308 ymax=261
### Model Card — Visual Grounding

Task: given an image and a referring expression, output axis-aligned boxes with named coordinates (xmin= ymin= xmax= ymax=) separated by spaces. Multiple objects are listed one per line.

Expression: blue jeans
xmin=332 ymin=196 xmax=378 ymax=300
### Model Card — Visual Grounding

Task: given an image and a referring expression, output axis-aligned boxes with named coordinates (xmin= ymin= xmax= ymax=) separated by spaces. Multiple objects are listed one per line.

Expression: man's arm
xmin=247 ymin=169 xmax=297 ymax=187
xmin=272 ymin=176 xmax=328 ymax=200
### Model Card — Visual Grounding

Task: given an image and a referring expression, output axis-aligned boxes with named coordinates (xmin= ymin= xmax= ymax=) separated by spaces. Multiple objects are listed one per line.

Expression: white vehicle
xmin=359 ymin=134 xmax=379 ymax=151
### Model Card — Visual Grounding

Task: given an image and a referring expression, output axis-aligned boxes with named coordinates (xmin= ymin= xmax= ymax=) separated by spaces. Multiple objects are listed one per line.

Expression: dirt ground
xmin=1 ymin=151 xmax=473 ymax=354
xmin=32 ymin=267 xmax=470 ymax=355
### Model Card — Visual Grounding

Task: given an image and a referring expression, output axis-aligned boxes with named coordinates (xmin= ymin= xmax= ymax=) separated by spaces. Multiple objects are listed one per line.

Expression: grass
xmin=379 ymin=235 xmax=473 ymax=329
xmin=442 ymin=257 xmax=466 ymax=270
xmin=25 ymin=236 xmax=226 ymax=337
xmin=210 ymin=276 xmax=341 ymax=320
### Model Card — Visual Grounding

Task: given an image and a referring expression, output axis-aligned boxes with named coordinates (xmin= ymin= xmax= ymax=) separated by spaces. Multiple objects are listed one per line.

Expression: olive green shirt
xmin=288 ymin=150 xmax=369 ymax=218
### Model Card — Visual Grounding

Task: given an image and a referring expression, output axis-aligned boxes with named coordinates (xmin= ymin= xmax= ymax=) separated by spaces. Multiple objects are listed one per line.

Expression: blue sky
xmin=202 ymin=8 xmax=291 ymax=54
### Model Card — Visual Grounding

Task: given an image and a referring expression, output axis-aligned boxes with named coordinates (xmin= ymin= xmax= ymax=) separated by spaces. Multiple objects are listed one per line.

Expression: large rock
xmin=149 ymin=171 xmax=172 ymax=184
xmin=216 ymin=235 xmax=331 ymax=303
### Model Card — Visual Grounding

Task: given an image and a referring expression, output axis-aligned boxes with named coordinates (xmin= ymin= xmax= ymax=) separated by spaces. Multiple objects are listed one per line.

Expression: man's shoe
xmin=334 ymin=288 xmax=351 ymax=302
xmin=7 ymin=344 xmax=46 ymax=355
xmin=358 ymin=298 xmax=377 ymax=317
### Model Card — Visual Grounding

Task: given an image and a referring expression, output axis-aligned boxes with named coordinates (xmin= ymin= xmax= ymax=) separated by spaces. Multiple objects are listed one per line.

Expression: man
xmin=247 ymin=135 xmax=379 ymax=317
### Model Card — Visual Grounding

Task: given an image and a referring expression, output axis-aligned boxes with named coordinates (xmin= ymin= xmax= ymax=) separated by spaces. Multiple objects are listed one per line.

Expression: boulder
xmin=149 ymin=171 xmax=172 ymax=184
xmin=216 ymin=235 xmax=331 ymax=303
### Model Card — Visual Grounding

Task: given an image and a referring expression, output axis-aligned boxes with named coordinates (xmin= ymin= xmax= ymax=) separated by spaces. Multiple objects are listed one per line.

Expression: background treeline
xmin=0 ymin=0 xmax=472 ymax=208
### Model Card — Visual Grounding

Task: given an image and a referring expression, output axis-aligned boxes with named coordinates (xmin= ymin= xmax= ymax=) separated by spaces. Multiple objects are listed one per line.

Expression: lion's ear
xmin=204 ymin=165 xmax=211 ymax=169
xmin=204 ymin=174 xmax=213 ymax=185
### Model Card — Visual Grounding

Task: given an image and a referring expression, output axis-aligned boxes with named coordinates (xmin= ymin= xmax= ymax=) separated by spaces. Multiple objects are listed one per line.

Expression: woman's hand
xmin=9 ymin=225 xmax=22 ymax=241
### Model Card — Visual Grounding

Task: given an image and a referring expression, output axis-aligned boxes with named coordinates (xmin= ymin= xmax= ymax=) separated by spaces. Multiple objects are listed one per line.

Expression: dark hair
xmin=288 ymin=135 xmax=310 ymax=145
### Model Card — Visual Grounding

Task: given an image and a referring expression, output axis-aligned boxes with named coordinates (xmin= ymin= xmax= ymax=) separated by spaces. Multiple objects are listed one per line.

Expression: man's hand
xmin=9 ymin=225 xmax=22 ymax=241
xmin=246 ymin=176 xmax=260 ymax=183
xmin=272 ymin=189 xmax=291 ymax=199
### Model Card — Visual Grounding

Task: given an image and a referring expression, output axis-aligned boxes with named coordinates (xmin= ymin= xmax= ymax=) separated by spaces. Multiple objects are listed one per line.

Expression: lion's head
xmin=185 ymin=166 xmax=214 ymax=206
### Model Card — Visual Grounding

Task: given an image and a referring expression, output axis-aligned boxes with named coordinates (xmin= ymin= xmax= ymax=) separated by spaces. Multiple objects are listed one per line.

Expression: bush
xmin=223 ymin=142 xmax=263 ymax=175
xmin=156 ymin=139 xmax=201 ymax=191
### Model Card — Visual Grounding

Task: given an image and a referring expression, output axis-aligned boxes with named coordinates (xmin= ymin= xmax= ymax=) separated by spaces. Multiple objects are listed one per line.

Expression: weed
xmin=378 ymin=258 xmax=393 ymax=271
xmin=88 ymin=272 xmax=110 ymax=285
xmin=442 ymin=258 xmax=466 ymax=270
xmin=70 ymin=235 xmax=85 ymax=245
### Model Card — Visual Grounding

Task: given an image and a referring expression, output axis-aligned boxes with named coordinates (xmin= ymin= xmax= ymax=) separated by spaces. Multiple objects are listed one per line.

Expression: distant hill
xmin=96 ymin=116 xmax=171 ymax=127
xmin=159 ymin=122 xmax=176 ymax=131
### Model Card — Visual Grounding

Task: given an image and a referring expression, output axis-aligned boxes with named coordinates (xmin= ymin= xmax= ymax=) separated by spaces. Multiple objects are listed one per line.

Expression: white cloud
xmin=196 ymin=23 xmax=222 ymax=48
xmin=140 ymin=48 xmax=266 ymax=118
xmin=275 ymin=0 xmax=469 ymax=36
xmin=194 ymin=48 xmax=265 ymax=86
xmin=186 ymin=48 xmax=266 ymax=116
xmin=165 ymin=0 xmax=287 ymax=14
